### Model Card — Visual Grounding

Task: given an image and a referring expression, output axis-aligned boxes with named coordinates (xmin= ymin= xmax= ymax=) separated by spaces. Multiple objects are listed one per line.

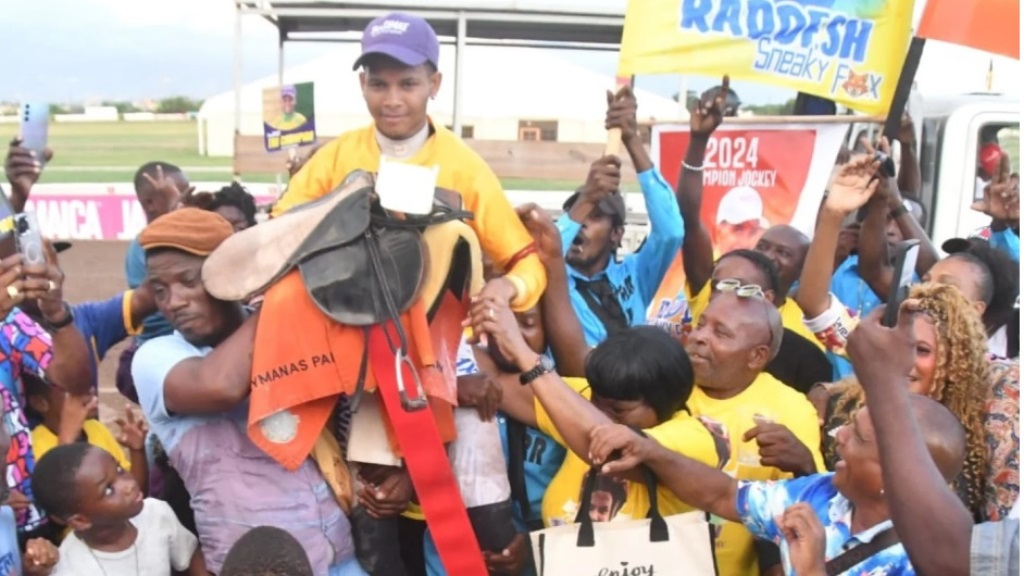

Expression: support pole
xmin=452 ymin=12 xmax=467 ymax=136
xmin=233 ymin=2 xmax=243 ymax=138
xmin=277 ymin=27 xmax=287 ymax=191
xmin=278 ymin=26 xmax=286 ymax=87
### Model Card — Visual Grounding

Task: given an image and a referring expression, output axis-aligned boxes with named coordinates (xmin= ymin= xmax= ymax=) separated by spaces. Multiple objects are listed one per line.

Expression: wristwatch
xmin=39 ymin=303 xmax=74 ymax=332
xmin=519 ymin=355 xmax=555 ymax=386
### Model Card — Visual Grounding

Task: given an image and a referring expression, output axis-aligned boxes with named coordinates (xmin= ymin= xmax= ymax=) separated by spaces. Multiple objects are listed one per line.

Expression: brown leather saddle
xmin=297 ymin=181 xmax=472 ymax=411
xmin=202 ymin=170 xmax=375 ymax=302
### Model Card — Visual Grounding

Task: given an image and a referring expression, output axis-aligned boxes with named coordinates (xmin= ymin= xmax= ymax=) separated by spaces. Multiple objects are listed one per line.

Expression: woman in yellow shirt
xmin=470 ymin=301 xmax=719 ymax=527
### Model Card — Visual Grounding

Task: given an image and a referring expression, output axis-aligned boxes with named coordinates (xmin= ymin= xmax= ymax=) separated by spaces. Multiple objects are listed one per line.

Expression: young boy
xmin=30 ymin=444 xmax=204 ymax=575
xmin=221 ymin=526 xmax=314 ymax=576
xmin=25 ymin=375 xmax=148 ymax=500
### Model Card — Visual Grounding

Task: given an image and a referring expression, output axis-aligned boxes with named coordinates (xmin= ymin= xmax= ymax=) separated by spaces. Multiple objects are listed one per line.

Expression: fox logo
xmin=842 ymin=71 xmax=870 ymax=97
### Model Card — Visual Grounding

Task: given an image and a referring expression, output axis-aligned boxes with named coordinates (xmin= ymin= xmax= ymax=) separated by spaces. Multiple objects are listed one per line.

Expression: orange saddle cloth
xmin=247 ymin=220 xmax=484 ymax=471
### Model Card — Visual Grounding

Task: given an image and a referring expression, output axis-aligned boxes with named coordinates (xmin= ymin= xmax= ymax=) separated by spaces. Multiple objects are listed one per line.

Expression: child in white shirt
xmin=31 ymin=443 xmax=204 ymax=575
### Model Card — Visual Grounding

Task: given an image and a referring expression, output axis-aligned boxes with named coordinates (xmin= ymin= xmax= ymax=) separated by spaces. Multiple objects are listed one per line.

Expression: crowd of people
xmin=0 ymin=10 xmax=1018 ymax=576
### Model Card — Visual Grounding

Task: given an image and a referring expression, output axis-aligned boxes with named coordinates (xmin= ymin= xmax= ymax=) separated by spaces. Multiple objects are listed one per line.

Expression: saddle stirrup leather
xmin=366 ymin=227 xmax=428 ymax=412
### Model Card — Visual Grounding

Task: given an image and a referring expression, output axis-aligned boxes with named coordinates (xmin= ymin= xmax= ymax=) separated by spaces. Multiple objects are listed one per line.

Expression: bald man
xmin=755 ymin=225 xmax=811 ymax=306
xmin=588 ymin=393 xmax=966 ymax=576
xmin=908 ymin=395 xmax=968 ymax=481
xmin=849 ymin=303 xmax=1019 ymax=576
xmin=670 ymin=292 xmax=825 ymax=575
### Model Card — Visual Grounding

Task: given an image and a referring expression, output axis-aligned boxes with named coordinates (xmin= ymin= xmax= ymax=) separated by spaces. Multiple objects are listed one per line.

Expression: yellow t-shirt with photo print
xmin=678 ymin=372 xmax=825 ymax=576
xmin=536 ymin=377 xmax=718 ymax=527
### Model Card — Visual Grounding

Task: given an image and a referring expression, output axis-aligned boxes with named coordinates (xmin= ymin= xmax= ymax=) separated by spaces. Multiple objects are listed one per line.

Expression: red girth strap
xmin=368 ymin=324 xmax=488 ymax=576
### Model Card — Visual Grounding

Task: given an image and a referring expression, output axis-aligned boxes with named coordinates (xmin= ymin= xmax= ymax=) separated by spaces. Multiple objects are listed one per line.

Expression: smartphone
xmin=0 ymin=185 xmax=17 ymax=260
xmin=19 ymin=103 xmax=49 ymax=165
xmin=15 ymin=212 xmax=45 ymax=266
xmin=883 ymin=239 xmax=921 ymax=327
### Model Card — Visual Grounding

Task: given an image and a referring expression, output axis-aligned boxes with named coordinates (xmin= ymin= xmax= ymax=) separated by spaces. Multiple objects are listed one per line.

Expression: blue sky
xmin=1 ymin=0 xmax=1017 ymax=106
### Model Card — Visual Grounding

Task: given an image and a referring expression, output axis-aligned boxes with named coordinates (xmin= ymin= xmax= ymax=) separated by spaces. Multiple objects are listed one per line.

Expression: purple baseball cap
xmin=352 ymin=12 xmax=439 ymax=71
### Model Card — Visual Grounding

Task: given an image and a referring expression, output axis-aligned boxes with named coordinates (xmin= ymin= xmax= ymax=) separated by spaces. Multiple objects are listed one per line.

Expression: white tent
xmin=198 ymin=44 xmax=685 ymax=156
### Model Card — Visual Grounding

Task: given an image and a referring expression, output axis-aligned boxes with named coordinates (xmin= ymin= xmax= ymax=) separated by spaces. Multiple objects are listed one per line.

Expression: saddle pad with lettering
xmin=247 ymin=220 xmax=483 ymax=469
xmin=247 ymin=269 xmax=436 ymax=470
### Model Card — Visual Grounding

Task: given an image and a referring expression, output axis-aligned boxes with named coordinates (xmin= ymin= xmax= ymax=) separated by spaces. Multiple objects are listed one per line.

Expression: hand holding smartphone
xmin=882 ymin=239 xmax=921 ymax=328
xmin=19 ymin=103 xmax=49 ymax=167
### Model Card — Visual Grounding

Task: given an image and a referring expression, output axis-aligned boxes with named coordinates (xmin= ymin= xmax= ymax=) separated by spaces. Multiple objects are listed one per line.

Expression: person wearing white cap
xmin=715 ymin=186 xmax=769 ymax=255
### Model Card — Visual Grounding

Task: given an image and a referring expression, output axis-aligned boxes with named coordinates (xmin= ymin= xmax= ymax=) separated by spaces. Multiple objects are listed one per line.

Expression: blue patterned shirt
xmin=737 ymin=473 xmax=914 ymax=576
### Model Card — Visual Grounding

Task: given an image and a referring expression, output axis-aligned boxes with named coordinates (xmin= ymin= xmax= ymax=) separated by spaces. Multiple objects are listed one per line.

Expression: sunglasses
xmin=715 ymin=279 xmax=773 ymax=350
xmin=715 ymin=279 xmax=765 ymax=299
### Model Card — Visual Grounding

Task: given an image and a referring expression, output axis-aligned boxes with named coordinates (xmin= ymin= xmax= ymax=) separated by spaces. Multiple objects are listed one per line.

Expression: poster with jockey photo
xmin=262 ymin=81 xmax=317 ymax=152
xmin=646 ymin=121 xmax=847 ymax=340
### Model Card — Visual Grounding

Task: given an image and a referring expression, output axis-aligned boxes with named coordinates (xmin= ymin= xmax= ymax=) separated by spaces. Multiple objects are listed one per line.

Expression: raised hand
xmin=823 ymin=155 xmax=882 ymax=215
xmin=897 ymin=112 xmax=917 ymax=146
xmin=581 ymin=155 xmax=622 ymax=205
xmin=606 ymin=85 xmax=640 ymax=144
xmin=141 ymin=164 xmax=186 ymax=214
xmin=5 ymin=138 xmax=53 ymax=213
xmin=116 ymin=405 xmax=150 ymax=452
xmin=847 ymin=300 xmax=920 ymax=396
xmin=59 ymin=395 xmax=99 ymax=444
xmin=516 ymin=203 xmax=563 ymax=266
xmin=973 ymin=154 xmax=1020 ymax=222
xmin=690 ymin=75 xmax=731 ymax=137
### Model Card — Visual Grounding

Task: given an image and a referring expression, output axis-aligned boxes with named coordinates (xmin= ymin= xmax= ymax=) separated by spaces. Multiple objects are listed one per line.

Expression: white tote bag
xmin=530 ymin=468 xmax=718 ymax=576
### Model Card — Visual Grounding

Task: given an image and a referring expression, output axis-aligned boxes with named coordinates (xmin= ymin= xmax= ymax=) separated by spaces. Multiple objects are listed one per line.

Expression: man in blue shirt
xmin=125 ymin=161 xmax=191 ymax=343
xmin=118 ymin=162 xmax=191 ymax=401
xmin=18 ymin=243 xmax=155 ymax=394
xmin=588 ymin=392 xmax=968 ymax=576
xmin=558 ymin=87 xmax=684 ymax=346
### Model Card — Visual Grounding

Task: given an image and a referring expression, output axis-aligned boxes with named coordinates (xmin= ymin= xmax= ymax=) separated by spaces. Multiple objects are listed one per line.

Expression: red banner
xmin=657 ymin=129 xmax=816 ymax=236
xmin=647 ymin=123 xmax=846 ymax=340
xmin=917 ymin=0 xmax=1019 ymax=60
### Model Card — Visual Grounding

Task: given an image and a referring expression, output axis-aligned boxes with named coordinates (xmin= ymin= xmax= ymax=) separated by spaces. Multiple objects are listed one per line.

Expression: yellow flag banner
xmin=618 ymin=0 xmax=914 ymax=115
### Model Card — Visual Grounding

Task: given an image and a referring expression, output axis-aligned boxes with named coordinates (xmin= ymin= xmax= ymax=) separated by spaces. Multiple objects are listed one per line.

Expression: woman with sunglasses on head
xmin=797 ymin=155 xmax=1019 ymax=522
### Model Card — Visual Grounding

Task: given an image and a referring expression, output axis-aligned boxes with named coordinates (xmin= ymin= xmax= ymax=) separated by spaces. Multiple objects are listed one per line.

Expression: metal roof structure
xmin=239 ymin=0 xmax=627 ymax=45
xmin=232 ymin=0 xmax=630 ymax=134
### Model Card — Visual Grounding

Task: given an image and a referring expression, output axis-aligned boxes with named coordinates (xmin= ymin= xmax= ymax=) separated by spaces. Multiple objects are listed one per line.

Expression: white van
xmin=916 ymin=93 xmax=1018 ymax=249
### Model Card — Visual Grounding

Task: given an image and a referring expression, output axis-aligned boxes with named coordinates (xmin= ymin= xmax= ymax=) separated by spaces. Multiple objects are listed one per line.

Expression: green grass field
xmin=0 ymin=121 xmax=584 ymax=190
xmin=4 ymin=120 xmax=1017 ymax=190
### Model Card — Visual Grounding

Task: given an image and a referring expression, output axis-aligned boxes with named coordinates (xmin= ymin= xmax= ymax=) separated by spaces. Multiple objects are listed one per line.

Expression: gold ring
xmin=6 ymin=286 xmax=18 ymax=299
xmin=47 ymin=280 xmax=56 ymax=292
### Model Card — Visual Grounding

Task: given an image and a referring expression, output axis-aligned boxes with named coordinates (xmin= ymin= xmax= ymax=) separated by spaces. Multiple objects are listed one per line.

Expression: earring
xmin=880 ymin=488 xmax=885 ymax=496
